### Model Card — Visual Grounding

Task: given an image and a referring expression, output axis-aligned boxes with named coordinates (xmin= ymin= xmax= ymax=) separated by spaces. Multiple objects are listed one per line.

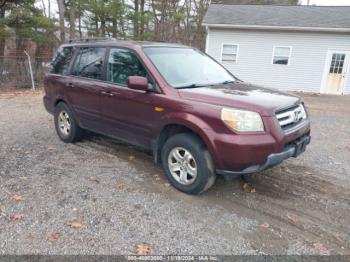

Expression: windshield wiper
xmin=220 ymin=80 xmax=236 ymax=85
xmin=176 ymin=83 xmax=208 ymax=89
xmin=176 ymin=81 xmax=236 ymax=89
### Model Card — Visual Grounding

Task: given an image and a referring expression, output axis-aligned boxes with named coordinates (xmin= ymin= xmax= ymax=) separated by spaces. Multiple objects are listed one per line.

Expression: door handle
xmin=67 ymin=82 xmax=74 ymax=87
xmin=101 ymin=91 xmax=115 ymax=97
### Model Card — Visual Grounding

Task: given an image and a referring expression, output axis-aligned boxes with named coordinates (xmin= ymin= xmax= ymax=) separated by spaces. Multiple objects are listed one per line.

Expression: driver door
xmin=100 ymin=47 xmax=157 ymax=148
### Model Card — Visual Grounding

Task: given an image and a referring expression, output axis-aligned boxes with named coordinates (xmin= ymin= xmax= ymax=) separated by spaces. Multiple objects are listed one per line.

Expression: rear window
xmin=50 ymin=46 xmax=75 ymax=75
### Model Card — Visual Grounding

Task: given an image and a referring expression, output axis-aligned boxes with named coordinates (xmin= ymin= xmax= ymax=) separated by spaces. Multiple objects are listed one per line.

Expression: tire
xmin=161 ymin=133 xmax=216 ymax=195
xmin=54 ymin=102 xmax=83 ymax=143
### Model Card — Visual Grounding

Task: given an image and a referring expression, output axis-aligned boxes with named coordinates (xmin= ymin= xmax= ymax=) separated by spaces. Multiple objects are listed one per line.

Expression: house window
xmin=273 ymin=46 xmax=291 ymax=65
xmin=221 ymin=44 xmax=238 ymax=63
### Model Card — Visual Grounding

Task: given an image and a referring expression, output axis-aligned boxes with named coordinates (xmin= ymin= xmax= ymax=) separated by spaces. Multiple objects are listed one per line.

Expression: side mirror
xmin=127 ymin=76 xmax=149 ymax=91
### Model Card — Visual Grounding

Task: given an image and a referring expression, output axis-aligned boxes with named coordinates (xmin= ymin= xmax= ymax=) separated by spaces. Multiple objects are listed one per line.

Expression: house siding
xmin=206 ymin=28 xmax=350 ymax=95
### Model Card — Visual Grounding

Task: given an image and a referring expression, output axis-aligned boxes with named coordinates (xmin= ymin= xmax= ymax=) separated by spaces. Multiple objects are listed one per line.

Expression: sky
xmin=300 ymin=0 xmax=350 ymax=5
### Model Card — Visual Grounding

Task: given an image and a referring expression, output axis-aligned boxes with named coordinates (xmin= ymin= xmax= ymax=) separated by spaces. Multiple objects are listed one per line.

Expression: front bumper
xmin=216 ymin=133 xmax=311 ymax=176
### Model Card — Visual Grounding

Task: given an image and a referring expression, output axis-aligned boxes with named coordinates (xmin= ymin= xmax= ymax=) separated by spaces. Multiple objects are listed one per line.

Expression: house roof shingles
xmin=203 ymin=4 xmax=350 ymax=30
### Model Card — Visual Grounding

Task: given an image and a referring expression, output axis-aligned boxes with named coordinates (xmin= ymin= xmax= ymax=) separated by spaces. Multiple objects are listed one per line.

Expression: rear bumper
xmin=216 ymin=133 xmax=311 ymax=176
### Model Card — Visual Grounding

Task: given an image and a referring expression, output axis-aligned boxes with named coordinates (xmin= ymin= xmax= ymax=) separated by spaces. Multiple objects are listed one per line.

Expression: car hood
xmin=178 ymin=82 xmax=301 ymax=116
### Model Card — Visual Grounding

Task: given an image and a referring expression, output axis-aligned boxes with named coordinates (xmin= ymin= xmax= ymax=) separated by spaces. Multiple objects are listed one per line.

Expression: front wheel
xmin=161 ymin=133 xmax=216 ymax=195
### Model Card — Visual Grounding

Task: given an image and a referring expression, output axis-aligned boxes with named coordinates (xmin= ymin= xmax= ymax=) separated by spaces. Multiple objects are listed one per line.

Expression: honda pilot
xmin=44 ymin=39 xmax=311 ymax=194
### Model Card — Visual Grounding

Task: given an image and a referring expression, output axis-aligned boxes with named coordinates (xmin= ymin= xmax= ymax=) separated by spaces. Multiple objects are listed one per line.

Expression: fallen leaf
xmin=11 ymin=213 xmax=24 ymax=221
xmin=134 ymin=204 xmax=143 ymax=210
xmin=66 ymin=220 xmax=82 ymax=228
xmin=313 ymin=242 xmax=330 ymax=255
xmin=88 ymin=176 xmax=99 ymax=183
xmin=19 ymin=176 xmax=28 ymax=180
xmin=164 ymin=183 xmax=171 ymax=187
xmin=75 ymin=211 xmax=84 ymax=223
xmin=243 ymin=183 xmax=256 ymax=193
xmin=136 ymin=243 xmax=153 ymax=255
xmin=48 ymin=231 xmax=60 ymax=241
xmin=128 ymin=155 xmax=135 ymax=161
xmin=304 ymin=171 xmax=312 ymax=175
xmin=287 ymin=214 xmax=299 ymax=225
xmin=115 ymin=181 xmax=124 ymax=189
xmin=47 ymin=145 xmax=56 ymax=151
xmin=259 ymin=222 xmax=270 ymax=229
xmin=334 ymin=233 xmax=343 ymax=242
xmin=11 ymin=194 xmax=23 ymax=202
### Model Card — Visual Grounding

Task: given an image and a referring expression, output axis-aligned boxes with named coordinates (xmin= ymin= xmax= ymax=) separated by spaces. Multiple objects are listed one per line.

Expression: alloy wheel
xmin=167 ymin=147 xmax=197 ymax=185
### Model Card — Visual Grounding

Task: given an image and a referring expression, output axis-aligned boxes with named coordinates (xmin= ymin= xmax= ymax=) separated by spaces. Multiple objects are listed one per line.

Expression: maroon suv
xmin=44 ymin=39 xmax=311 ymax=194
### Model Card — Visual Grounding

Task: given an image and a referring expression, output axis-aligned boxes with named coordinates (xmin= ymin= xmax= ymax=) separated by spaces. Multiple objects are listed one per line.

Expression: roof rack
xmin=67 ymin=37 xmax=117 ymax=43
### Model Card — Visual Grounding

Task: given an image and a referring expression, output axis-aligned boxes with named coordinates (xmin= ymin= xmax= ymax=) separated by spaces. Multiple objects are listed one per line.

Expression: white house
xmin=203 ymin=4 xmax=350 ymax=95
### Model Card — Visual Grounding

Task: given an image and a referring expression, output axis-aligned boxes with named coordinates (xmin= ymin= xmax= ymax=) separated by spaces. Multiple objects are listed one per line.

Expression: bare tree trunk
xmin=120 ymin=12 xmax=126 ymax=39
xmin=48 ymin=0 xmax=51 ymax=18
xmin=41 ymin=0 xmax=46 ymax=17
xmin=101 ymin=20 xmax=106 ymax=36
xmin=140 ymin=0 xmax=145 ymax=39
xmin=69 ymin=2 xmax=76 ymax=40
xmin=134 ymin=0 xmax=139 ymax=39
xmin=78 ymin=0 xmax=82 ymax=37
xmin=57 ymin=0 xmax=65 ymax=42
xmin=112 ymin=19 xmax=117 ymax=38
xmin=0 ymin=9 xmax=5 ymax=72
xmin=95 ymin=19 xmax=99 ymax=36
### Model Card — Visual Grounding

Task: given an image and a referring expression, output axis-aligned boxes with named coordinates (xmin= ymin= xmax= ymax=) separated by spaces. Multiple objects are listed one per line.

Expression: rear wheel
xmin=54 ymin=102 xmax=83 ymax=143
xmin=161 ymin=133 xmax=216 ymax=195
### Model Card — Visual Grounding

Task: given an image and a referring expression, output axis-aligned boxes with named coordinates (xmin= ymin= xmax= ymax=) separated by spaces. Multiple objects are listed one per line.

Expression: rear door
xmin=100 ymin=47 xmax=158 ymax=148
xmin=66 ymin=46 xmax=107 ymax=131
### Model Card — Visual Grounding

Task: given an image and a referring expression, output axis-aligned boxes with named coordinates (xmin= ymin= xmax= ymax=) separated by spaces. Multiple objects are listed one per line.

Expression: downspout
xmin=205 ymin=26 xmax=210 ymax=53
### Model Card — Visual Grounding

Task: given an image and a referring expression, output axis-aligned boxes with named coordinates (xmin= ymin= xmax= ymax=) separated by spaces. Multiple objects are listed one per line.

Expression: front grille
xmin=276 ymin=104 xmax=307 ymax=130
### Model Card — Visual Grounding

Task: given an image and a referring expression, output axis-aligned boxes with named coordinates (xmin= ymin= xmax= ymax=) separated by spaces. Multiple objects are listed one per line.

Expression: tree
xmin=83 ymin=0 xmax=124 ymax=37
xmin=67 ymin=0 xmax=76 ymax=40
xmin=0 ymin=0 xmax=57 ymax=87
xmin=57 ymin=0 xmax=65 ymax=42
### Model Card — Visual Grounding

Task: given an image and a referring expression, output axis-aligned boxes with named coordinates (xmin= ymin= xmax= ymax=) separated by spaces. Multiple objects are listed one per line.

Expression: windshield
xmin=143 ymin=47 xmax=236 ymax=88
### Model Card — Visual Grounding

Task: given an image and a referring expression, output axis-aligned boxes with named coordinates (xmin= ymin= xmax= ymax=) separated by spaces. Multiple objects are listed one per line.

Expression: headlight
xmin=300 ymin=104 xmax=308 ymax=119
xmin=221 ymin=108 xmax=264 ymax=132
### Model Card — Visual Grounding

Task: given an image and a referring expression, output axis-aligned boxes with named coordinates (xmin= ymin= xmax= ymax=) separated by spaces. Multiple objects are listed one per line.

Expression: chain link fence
xmin=0 ymin=37 xmax=58 ymax=90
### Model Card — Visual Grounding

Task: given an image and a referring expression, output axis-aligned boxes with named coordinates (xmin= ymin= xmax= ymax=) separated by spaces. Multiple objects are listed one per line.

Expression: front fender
xmin=153 ymin=112 xmax=219 ymax=166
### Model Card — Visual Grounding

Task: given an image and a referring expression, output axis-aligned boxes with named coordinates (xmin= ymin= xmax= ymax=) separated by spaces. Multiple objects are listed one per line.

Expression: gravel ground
xmin=0 ymin=92 xmax=349 ymax=255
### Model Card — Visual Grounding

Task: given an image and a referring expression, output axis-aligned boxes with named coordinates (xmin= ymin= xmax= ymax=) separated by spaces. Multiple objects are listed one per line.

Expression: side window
xmin=273 ymin=46 xmax=291 ymax=65
xmin=51 ymin=46 xmax=74 ymax=75
xmin=107 ymin=48 xmax=147 ymax=85
xmin=73 ymin=47 xmax=106 ymax=80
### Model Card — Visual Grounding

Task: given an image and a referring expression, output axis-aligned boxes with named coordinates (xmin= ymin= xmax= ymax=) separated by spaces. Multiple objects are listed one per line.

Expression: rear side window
xmin=107 ymin=48 xmax=147 ymax=85
xmin=73 ymin=47 xmax=106 ymax=80
xmin=51 ymin=46 xmax=75 ymax=75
